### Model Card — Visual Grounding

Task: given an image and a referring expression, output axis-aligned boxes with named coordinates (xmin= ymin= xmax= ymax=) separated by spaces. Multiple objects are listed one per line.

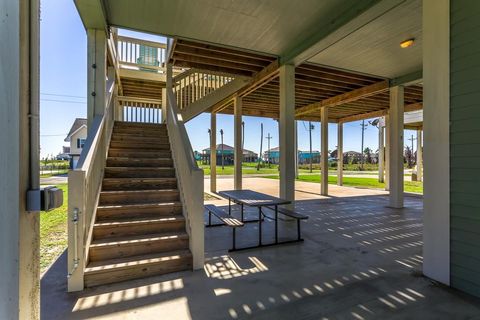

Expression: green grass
xmin=199 ymin=163 xmax=280 ymax=175
xmin=40 ymin=184 xmax=68 ymax=273
xmin=266 ymin=175 xmax=423 ymax=194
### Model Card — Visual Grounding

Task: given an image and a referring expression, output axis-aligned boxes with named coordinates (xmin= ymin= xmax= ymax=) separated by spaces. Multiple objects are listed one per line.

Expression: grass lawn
xmin=200 ymin=162 xmax=280 ymax=175
xmin=40 ymin=184 xmax=68 ymax=273
xmin=266 ymin=175 xmax=423 ymax=194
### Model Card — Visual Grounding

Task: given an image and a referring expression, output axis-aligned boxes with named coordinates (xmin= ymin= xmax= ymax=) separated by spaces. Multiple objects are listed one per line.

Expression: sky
xmin=39 ymin=0 xmax=419 ymax=159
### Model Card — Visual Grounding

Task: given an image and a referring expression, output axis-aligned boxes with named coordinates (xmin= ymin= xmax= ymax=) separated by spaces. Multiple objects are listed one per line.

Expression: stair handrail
xmin=67 ymin=81 xmax=116 ymax=292
xmin=165 ymin=87 xmax=205 ymax=269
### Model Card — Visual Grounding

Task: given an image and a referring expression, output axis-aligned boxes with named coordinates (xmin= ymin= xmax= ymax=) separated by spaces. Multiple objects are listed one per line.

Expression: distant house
xmin=64 ymin=118 xmax=87 ymax=169
xmin=298 ymin=150 xmax=320 ymax=164
xmin=263 ymin=147 xmax=280 ymax=164
xmin=56 ymin=146 xmax=71 ymax=161
xmin=330 ymin=149 xmax=363 ymax=164
xmin=202 ymin=144 xmax=258 ymax=164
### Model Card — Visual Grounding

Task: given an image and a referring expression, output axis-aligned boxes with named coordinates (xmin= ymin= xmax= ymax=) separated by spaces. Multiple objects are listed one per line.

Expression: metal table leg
xmin=275 ymin=205 xmax=278 ymax=244
xmin=258 ymin=207 xmax=262 ymax=246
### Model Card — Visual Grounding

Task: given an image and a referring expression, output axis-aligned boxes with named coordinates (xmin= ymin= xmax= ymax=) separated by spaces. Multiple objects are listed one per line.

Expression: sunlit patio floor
xmin=41 ymin=180 xmax=480 ymax=319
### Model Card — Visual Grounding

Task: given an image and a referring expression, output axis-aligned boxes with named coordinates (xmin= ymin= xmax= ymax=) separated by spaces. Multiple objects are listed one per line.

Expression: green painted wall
xmin=450 ymin=0 xmax=480 ymax=298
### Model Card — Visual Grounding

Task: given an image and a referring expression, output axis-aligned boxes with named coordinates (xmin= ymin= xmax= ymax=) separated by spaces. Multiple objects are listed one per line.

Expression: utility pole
xmin=360 ymin=120 xmax=368 ymax=169
xmin=257 ymin=123 xmax=263 ymax=171
xmin=309 ymin=121 xmax=314 ymax=173
xmin=408 ymin=134 xmax=416 ymax=168
xmin=266 ymin=132 xmax=272 ymax=168
xmin=220 ymin=129 xmax=224 ymax=170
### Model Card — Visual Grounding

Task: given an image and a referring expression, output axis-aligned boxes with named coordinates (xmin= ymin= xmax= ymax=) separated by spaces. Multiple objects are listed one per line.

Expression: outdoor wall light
xmin=400 ymin=38 xmax=415 ymax=48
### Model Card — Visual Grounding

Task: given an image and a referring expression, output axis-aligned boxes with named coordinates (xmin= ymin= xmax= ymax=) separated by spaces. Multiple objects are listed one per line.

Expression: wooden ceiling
xmin=170 ymin=38 xmax=424 ymax=122
xmin=121 ymin=77 xmax=164 ymax=100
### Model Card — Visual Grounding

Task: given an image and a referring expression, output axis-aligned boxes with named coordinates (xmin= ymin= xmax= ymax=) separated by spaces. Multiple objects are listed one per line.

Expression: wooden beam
xmin=296 ymin=80 xmax=390 ymax=116
xmin=238 ymin=60 xmax=280 ymax=97
xmin=338 ymin=109 xmax=388 ymax=123
xmin=404 ymin=102 xmax=423 ymax=112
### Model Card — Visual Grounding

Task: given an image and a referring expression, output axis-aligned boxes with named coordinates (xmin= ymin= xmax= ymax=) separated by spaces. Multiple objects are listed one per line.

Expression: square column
xmin=384 ymin=113 xmax=390 ymax=190
xmin=388 ymin=86 xmax=404 ymax=208
xmin=378 ymin=123 xmax=385 ymax=183
xmin=417 ymin=129 xmax=423 ymax=182
xmin=0 ymin=0 xmax=40 ymax=318
xmin=337 ymin=123 xmax=343 ymax=186
xmin=279 ymin=64 xmax=296 ymax=203
xmin=423 ymin=0 xmax=450 ymax=285
xmin=210 ymin=113 xmax=217 ymax=192
xmin=234 ymin=96 xmax=242 ymax=190
xmin=161 ymin=88 xmax=167 ymax=123
xmin=321 ymin=107 xmax=329 ymax=195
xmin=87 ymin=29 xmax=107 ymax=129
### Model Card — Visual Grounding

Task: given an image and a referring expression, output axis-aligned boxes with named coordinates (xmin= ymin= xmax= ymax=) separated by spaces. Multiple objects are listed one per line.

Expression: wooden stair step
xmin=108 ymin=149 xmax=171 ymax=159
xmin=109 ymin=141 xmax=170 ymax=150
xmin=84 ymin=250 xmax=192 ymax=287
xmin=89 ymin=232 xmax=190 ymax=261
xmin=99 ymin=189 xmax=180 ymax=205
xmin=93 ymin=215 xmax=186 ymax=239
xmin=114 ymin=121 xmax=166 ymax=128
xmin=102 ymin=177 xmax=177 ymax=191
xmin=110 ymin=135 xmax=169 ymax=143
xmin=106 ymin=157 xmax=173 ymax=168
xmin=96 ymin=202 xmax=183 ymax=221
xmin=112 ymin=129 xmax=168 ymax=138
xmin=104 ymin=167 xmax=176 ymax=178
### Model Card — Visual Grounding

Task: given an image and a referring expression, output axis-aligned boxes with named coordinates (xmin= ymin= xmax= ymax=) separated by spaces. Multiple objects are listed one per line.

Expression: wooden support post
xmin=234 ymin=96 xmax=243 ymax=190
xmin=321 ymin=107 xmax=329 ymax=195
xmin=385 ymin=113 xmax=390 ymax=191
xmin=279 ymin=65 xmax=296 ymax=204
xmin=0 ymin=0 xmax=40 ymax=317
xmin=87 ymin=29 xmax=107 ymax=129
xmin=161 ymin=88 xmax=167 ymax=123
xmin=337 ymin=123 xmax=343 ymax=186
xmin=417 ymin=129 xmax=423 ymax=182
xmin=295 ymin=120 xmax=299 ymax=179
xmin=210 ymin=113 xmax=217 ymax=192
xmin=379 ymin=122 xmax=385 ymax=183
xmin=388 ymin=86 xmax=404 ymax=208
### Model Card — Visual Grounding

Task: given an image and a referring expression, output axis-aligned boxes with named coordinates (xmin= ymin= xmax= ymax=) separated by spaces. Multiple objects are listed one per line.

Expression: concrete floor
xmin=41 ymin=179 xmax=480 ymax=319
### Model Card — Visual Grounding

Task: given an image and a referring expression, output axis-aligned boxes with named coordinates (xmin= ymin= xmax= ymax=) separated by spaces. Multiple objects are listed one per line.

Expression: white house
xmin=64 ymin=118 xmax=87 ymax=168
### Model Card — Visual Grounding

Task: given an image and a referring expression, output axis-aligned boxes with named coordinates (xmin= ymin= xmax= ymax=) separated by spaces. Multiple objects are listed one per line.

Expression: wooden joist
xmin=295 ymin=80 xmax=390 ymax=117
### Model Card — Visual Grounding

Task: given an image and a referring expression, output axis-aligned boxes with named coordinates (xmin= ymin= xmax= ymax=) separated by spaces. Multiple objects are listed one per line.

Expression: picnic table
xmin=217 ymin=189 xmax=304 ymax=250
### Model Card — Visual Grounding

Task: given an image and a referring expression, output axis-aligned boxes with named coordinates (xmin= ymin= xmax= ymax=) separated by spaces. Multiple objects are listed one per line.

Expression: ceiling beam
xmin=295 ymin=80 xmax=390 ymax=117
xmin=390 ymin=70 xmax=423 ymax=87
xmin=338 ymin=102 xmax=423 ymax=123
xmin=404 ymin=102 xmax=423 ymax=112
xmin=280 ymin=0 xmax=406 ymax=66
xmin=74 ymin=0 xmax=108 ymax=32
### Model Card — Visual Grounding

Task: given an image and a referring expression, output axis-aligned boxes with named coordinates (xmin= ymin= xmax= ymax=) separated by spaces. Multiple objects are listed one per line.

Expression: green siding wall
xmin=450 ymin=0 xmax=480 ymax=298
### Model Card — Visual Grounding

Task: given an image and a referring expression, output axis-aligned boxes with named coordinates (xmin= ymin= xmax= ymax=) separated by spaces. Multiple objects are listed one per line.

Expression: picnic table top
xmin=218 ymin=189 xmax=291 ymax=207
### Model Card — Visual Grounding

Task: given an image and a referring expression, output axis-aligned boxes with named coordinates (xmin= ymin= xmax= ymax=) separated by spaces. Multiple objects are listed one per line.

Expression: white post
xmin=388 ymin=86 xmax=404 ymax=208
xmin=417 ymin=129 xmax=423 ymax=182
xmin=337 ymin=122 xmax=343 ymax=186
xmin=279 ymin=65 xmax=296 ymax=203
xmin=384 ymin=113 xmax=390 ymax=190
xmin=161 ymin=88 xmax=167 ymax=123
xmin=295 ymin=120 xmax=299 ymax=179
xmin=321 ymin=107 xmax=329 ymax=195
xmin=0 ymin=0 xmax=40 ymax=318
xmin=234 ymin=96 xmax=242 ymax=190
xmin=210 ymin=113 xmax=217 ymax=193
xmin=423 ymin=0 xmax=450 ymax=285
xmin=379 ymin=123 xmax=385 ymax=182
xmin=87 ymin=29 xmax=107 ymax=129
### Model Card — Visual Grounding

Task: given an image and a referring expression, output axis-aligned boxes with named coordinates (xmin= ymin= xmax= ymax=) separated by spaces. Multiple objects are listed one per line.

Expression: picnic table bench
xmin=205 ymin=204 xmax=244 ymax=250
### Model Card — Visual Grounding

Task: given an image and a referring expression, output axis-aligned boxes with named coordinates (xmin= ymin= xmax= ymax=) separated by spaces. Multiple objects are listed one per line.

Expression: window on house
xmin=77 ymin=138 xmax=86 ymax=149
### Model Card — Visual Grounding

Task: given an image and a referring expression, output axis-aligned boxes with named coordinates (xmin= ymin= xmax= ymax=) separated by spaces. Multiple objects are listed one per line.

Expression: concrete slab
xmin=41 ymin=182 xmax=479 ymax=320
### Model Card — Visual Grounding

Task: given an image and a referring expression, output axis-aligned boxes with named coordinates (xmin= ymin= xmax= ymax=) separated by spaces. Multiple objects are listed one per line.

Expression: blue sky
xmin=39 ymin=0 xmax=417 ymax=159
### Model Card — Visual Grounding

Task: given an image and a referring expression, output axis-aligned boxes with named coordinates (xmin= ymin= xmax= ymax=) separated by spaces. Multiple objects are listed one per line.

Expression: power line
xmin=41 ymin=98 xmax=86 ymax=104
xmin=41 ymin=92 xmax=86 ymax=99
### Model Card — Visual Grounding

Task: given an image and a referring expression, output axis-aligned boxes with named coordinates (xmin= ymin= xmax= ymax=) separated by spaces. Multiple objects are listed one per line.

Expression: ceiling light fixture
xmin=400 ymin=38 xmax=415 ymax=48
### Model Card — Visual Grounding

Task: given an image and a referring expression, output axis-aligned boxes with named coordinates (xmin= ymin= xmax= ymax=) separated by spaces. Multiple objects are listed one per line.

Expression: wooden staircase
xmin=84 ymin=121 xmax=192 ymax=287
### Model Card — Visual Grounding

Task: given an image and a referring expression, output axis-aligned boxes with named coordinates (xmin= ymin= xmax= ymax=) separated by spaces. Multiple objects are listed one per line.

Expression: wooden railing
xmin=67 ymin=82 xmax=116 ymax=292
xmin=117 ymin=35 xmax=167 ymax=73
xmin=173 ymin=69 xmax=233 ymax=110
xmin=165 ymin=87 xmax=204 ymax=269
xmin=116 ymin=96 xmax=163 ymax=123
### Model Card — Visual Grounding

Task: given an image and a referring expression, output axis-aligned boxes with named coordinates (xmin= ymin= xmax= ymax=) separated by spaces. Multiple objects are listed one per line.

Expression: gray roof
xmin=64 ymin=118 xmax=87 ymax=142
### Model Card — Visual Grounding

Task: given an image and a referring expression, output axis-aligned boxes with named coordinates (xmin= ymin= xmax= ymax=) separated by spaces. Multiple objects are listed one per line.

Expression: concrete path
xmin=40 ymin=174 xmax=68 ymax=185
